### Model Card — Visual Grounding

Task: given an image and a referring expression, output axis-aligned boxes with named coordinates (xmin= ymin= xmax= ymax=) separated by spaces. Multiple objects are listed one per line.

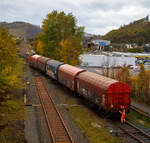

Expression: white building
xmin=80 ymin=54 xmax=135 ymax=67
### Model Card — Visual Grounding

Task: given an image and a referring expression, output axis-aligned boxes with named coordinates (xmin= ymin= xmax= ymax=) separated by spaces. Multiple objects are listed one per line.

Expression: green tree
xmin=38 ymin=10 xmax=84 ymax=64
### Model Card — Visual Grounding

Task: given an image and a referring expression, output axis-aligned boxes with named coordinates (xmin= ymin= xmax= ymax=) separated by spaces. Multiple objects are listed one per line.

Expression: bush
xmin=127 ymin=47 xmax=143 ymax=53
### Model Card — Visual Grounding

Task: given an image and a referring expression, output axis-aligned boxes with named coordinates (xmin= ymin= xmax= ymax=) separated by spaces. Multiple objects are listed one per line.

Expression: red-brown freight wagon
xmin=76 ymin=71 xmax=130 ymax=112
xmin=58 ymin=64 xmax=86 ymax=91
xmin=46 ymin=60 xmax=64 ymax=80
xmin=37 ymin=56 xmax=51 ymax=72
xmin=29 ymin=55 xmax=41 ymax=68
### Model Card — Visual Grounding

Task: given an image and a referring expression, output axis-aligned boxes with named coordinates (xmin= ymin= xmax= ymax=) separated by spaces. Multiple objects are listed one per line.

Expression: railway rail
xmin=119 ymin=120 xmax=150 ymax=143
xmin=34 ymin=76 xmax=76 ymax=143
xmin=131 ymin=105 xmax=150 ymax=118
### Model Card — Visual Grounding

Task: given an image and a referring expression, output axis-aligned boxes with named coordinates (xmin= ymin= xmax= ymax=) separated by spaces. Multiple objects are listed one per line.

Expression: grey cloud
xmin=0 ymin=0 xmax=150 ymax=34
xmin=82 ymin=1 xmax=127 ymax=12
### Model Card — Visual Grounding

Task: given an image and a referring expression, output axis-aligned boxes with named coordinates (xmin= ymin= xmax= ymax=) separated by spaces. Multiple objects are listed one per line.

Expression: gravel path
xmin=25 ymin=64 xmax=50 ymax=143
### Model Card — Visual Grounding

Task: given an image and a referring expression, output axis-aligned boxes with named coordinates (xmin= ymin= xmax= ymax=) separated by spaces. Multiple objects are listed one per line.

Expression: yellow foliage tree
xmin=0 ymin=28 xmax=24 ymax=102
xmin=59 ymin=36 xmax=83 ymax=65
xmin=129 ymin=75 xmax=136 ymax=96
xmin=115 ymin=64 xmax=130 ymax=84
xmin=36 ymin=40 xmax=43 ymax=55
xmin=136 ymin=65 xmax=147 ymax=97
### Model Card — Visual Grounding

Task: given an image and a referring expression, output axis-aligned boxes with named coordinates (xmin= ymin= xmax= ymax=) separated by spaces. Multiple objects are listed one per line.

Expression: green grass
xmin=127 ymin=109 xmax=150 ymax=128
xmin=0 ymin=99 xmax=26 ymax=143
xmin=68 ymin=105 xmax=122 ymax=143
xmin=55 ymin=89 xmax=123 ymax=142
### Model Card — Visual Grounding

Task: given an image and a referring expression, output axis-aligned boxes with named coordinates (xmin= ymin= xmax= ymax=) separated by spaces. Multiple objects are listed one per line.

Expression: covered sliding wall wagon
xmin=76 ymin=71 xmax=130 ymax=112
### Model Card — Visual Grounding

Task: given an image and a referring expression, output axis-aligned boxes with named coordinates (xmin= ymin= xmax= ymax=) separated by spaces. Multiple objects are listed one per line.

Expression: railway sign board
xmin=98 ymin=41 xmax=106 ymax=46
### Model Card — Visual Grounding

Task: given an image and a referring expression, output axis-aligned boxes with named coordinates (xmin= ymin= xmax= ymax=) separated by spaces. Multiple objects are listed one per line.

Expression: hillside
xmin=0 ymin=21 xmax=41 ymax=39
xmin=102 ymin=16 xmax=150 ymax=45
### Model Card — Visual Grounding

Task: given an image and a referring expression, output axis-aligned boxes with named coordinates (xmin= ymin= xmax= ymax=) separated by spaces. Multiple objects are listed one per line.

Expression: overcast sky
xmin=1 ymin=0 xmax=150 ymax=35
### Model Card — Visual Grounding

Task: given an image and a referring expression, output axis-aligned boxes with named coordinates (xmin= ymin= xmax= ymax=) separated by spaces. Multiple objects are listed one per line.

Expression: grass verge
xmin=67 ymin=103 xmax=122 ymax=143
xmin=55 ymin=87 xmax=124 ymax=143
xmin=0 ymin=98 xmax=26 ymax=143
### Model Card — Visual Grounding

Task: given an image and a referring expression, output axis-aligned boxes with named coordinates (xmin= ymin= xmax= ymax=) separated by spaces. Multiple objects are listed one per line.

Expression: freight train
xmin=28 ymin=54 xmax=131 ymax=115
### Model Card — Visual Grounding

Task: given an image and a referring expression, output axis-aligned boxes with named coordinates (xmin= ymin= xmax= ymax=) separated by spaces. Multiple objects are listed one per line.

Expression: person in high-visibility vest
xmin=119 ymin=105 xmax=126 ymax=123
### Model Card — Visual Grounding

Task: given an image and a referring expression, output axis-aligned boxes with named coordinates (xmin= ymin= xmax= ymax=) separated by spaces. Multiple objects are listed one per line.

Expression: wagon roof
xmin=32 ymin=54 xmax=41 ymax=59
xmin=59 ymin=64 xmax=86 ymax=78
xmin=38 ymin=56 xmax=50 ymax=62
xmin=77 ymin=71 xmax=130 ymax=93
xmin=47 ymin=59 xmax=63 ymax=67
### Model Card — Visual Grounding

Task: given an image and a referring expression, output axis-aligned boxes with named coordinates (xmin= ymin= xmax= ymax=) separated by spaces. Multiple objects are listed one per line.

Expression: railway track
xmin=131 ymin=105 xmax=150 ymax=118
xmin=119 ymin=120 xmax=150 ymax=143
xmin=34 ymin=76 xmax=76 ymax=143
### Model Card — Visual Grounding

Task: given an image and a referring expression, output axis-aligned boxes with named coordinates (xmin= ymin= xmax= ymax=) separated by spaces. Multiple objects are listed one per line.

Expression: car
xmin=144 ymin=62 xmax=150 ymax=66
xmin=144 ymin=63 xmax=150 ymax=69
xmin=132 ymin=65 xmax=140 ymax=71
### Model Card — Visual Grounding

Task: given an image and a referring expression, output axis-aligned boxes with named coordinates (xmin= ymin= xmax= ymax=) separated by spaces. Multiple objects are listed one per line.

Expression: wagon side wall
xmin=58 ymin=65 xmax=86 ymax=91
xmin=46 ymin=60 xmax=63 ymax=80
xmin=37 ymin=58 xmax=50 ymax=72
xmin=76 ymin=77 xmax=107 ymax=110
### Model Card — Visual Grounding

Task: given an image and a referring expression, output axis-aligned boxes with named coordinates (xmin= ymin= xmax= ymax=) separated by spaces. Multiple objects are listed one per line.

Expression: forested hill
xmin=102 ymin=16 xmax=150 ymax=44
xmin=0 ymin=21 xmax=41 ymax=39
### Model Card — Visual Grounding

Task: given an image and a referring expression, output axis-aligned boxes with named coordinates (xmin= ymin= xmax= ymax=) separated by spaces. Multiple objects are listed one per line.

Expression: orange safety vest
xmin=121 ymin=109 xmax=126 ymax=119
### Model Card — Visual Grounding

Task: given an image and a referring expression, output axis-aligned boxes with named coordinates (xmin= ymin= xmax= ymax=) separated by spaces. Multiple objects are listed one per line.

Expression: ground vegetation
xmin=102 ymin=16 xmax=150 ymax=44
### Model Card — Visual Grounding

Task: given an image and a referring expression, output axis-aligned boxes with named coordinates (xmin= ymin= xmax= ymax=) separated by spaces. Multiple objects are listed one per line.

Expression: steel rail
xmin=131 ymin=105 xmax=150 ymax=118
xmin=34 ymin=76 xmax=76 ymax=143
xmin=34 ymin=77 xmax=56 ymax=142
xmin=119 ymin=120 xmax=150 ymax=143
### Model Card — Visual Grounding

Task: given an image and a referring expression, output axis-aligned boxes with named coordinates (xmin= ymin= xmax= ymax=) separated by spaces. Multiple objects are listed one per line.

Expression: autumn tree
xmin=116 ymin=64 xmax=130 ymax=84
xmin=136 ymin=65 xmax=147 ymax=97
xmin=145 ymin=71 xmax=150 ymax=101
xmin=59 ymin=36 xmax=83 ymax=65
xmin=129 ymin=75 xmax=137 ymax=97
xmin=33 ymin=33 xmax=43 ymax=55
xmin=37 ymin=10 xmax=84 ymax=65
xmin=34 ymin=39 xmax=43 ymax=55
xmin=0 ymin=28 xmax=24 ymax=102
xmin=0 ymin=28 xmax=18 ymax=70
